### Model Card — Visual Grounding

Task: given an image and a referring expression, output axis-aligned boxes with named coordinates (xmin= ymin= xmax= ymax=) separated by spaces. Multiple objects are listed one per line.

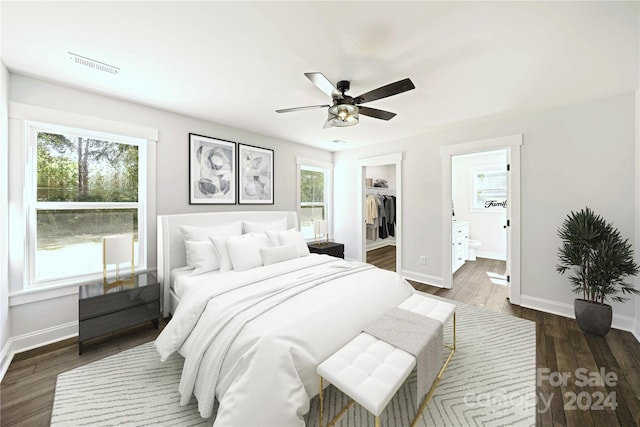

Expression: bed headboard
xmin=157 ymin=211 xmax=298 ymax=316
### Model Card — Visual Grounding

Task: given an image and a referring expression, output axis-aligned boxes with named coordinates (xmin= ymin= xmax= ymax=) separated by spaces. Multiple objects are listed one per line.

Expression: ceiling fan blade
xmin=275 ymin=104 xmax=329 ymax=113
xmin=305 ymin=72 xmax=340 ymax=98
xmin=322 ymin=118 xmax=333 ymax=129
xmin=358 ymin=106 xmax=397 ymax=121
xmin=354 ymin=78 xmax=415 ymax=104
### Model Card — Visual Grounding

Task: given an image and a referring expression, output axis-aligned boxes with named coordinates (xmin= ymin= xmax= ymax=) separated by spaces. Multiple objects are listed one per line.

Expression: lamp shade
xmin=103 ymin=234 xmax=133 ymax=264
xmin=327 ymin=104 xmax=359 ymax=127
xmin=314 ymin=220 xmax=328 ymax=235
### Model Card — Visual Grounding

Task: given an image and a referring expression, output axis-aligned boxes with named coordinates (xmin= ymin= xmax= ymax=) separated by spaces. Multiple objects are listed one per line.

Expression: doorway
xmin=451 ymin=150 xmax=508 ymax=292
xmin=365 ymin=164 xmax=397 ymax=271
xmin=358 ymin=153 xmax=402 ymax=274
xmin=441 ymin=135 xmax=522 ymax=304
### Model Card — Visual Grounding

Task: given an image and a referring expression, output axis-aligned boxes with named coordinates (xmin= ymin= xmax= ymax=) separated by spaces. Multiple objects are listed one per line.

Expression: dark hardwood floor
xmin=367 ymin=245 xmax=640 ymax=426
xmin=1 ymin=322 xmax=167 ymax=427
xmin=2 ymin=247 xmax=640 ymax=426
xmin=366 ymin=244 xmax=396 ymax=271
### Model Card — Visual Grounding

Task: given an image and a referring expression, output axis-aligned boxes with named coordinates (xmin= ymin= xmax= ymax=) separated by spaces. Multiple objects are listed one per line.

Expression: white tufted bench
xmin=317 ymin=294 xmax=456 ymax=427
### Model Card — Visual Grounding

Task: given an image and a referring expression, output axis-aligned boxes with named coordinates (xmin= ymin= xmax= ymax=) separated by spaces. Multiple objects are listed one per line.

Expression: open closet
xmin=365 ymin=164 xmax=397 ymax=270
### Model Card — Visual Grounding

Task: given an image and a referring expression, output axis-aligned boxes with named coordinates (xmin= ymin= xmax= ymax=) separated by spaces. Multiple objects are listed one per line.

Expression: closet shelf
xmin=366 ymin=187 xmax=396 ymax=195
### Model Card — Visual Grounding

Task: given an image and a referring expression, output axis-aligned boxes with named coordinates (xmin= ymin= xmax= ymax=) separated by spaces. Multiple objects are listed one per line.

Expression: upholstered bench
xmin=317 ymin=294 xmax=456 ymax=427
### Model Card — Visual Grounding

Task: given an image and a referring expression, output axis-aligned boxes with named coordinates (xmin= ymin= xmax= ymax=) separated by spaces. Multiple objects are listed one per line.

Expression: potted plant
xmin=556 ymin=207 xmax=640 ymax=336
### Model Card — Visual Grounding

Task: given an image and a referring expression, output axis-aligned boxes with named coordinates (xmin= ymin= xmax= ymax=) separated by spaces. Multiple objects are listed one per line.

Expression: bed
xmin=155 ymin=211 xmax=414 ymax=426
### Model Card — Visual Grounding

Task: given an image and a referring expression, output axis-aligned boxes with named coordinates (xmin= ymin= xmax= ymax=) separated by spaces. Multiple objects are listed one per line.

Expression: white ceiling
xmin=1 ymin=1 xmax=638 ymax=151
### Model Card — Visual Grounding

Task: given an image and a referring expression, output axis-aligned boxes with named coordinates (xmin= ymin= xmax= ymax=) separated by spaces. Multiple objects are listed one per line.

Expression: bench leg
xmin=326 ymin=399 xmax=355 ymax=427
xmin=319 ymin=376 xmax=356 ymax=427
xmin=411 ymin=311 xmax=457 ymax=427
xmin=375 ymin=415 xmax=380 ymax=427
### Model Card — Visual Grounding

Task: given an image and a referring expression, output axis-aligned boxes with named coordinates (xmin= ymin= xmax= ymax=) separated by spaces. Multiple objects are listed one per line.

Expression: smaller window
xmin=470 ymin=168 xmax=507 ymax=210
xmin=298 ymin=163 xmax=332 ymax=240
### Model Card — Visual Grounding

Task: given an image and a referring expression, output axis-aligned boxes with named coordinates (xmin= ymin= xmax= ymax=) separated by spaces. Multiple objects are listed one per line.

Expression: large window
xmin=27 ymin=122 xmax=146 ymax=287
xmin=298 ymin=161 xmax=332 ymax=240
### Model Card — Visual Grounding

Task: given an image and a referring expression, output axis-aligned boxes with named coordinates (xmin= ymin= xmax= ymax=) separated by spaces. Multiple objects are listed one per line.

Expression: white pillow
xmin=264 ymin=229 xmax=282 ymax=246
xmin=243 ymin=218 xmax=288 ymax=234
xmin=265 ymin=228 xmax=297 ymax=246
xmin=210 ymin=235 xmax=237 ymax=272
xmin=185 ymin=240 xmax=219 ymax=275
xmin=227 ymin=234 xmax=272 ymax=272
xmin=181 ymin=222 xmax=242 ymax=241
xmin=269 ymin=229 xmax=310 ymax=257
xmin=210 ymin=233 xmax=271 ymax=272
xmin=261 ymin=244 xmax=298 ymax=266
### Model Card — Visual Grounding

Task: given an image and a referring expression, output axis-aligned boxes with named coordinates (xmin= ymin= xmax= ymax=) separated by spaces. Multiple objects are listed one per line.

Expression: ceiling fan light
xmin=328 ymin=104 xmax=359 ymax=127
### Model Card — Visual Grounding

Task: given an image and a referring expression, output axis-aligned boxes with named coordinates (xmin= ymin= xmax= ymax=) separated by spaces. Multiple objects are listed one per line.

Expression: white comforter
xmin=155 ymin=254 xmax=413 ymax=426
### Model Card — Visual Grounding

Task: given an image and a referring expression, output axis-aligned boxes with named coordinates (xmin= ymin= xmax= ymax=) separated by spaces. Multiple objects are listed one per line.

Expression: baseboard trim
xmin=10 ymin=321 xmax=77 ymax=355
xmin=0 ymin=339 xmax=12 ymax=382
xmin=475 ymin=250 xmax=506 ymax=261
xmin=633 ymin=319 xmax=640 ymax=343
xmin=366 ymin=239 xmax=396 ymax=251
xmin=520 ymin=295 xmax=638 ymax=336
xmin=402 ymin=270 xmax=443 ymax=288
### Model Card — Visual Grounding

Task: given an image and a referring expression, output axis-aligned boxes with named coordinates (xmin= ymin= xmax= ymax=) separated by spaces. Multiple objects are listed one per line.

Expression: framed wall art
xmin=238 ymin=143 xmax=274 ymax=204
xmin=189 ymin=133 xmax=236 ymax=204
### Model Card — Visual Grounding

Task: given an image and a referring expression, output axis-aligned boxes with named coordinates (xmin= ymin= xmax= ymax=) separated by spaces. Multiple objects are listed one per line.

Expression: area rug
xmin=51 ymin=298 xmax=536 ymax=426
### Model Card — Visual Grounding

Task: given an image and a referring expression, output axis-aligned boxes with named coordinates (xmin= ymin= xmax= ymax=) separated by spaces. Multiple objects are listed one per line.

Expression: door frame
xmin=357 ymin=153 xmax=402 ymax=273
xmin=440 ymin=134 xmax=522 ymax=304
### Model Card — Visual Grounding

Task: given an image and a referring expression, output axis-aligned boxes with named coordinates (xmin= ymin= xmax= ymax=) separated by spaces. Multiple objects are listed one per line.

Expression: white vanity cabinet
xmin=452 ymin=221 xmax=469 ymax=273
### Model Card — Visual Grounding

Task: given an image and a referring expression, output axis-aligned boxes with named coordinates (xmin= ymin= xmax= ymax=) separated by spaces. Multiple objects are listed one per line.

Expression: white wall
xmin=335 ymin=92 xmax=638 ymax=328
xmin=635 ymin=88 xmax=640 ymax=341
xmin=452 ymin=150 xmax=507 ymax=260
xmin=6 ymin=74 xmax=332 ymax=351
xmin=366 ymin=164 xmax=396 ymax=190
xmin=0 ymin=62 xmax=11 ymax=377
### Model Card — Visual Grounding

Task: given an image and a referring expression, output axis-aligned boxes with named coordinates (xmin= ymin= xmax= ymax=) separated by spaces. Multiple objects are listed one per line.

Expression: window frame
xmin=296 ymin=158 xmax=333 ymax=241
xmin=24 ymin=120 xmax=147 ymax=289
xmin=468 ymin=165 xmax=507 ymax=212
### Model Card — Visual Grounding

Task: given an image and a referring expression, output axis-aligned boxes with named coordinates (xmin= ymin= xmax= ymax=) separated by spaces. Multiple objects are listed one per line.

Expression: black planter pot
xmin=574 ymin=299 xmax=612 ymax=336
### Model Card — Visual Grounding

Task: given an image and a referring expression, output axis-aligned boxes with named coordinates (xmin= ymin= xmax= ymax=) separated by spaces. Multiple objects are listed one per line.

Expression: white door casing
xmin=441 ymin=135 xmax=522 ymax=305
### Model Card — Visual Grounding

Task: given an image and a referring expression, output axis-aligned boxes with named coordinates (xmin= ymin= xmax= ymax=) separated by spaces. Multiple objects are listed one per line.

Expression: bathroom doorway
xmin=451 ymin=150 xmax=508 ymax=292
xmin=440 ymin=135 xmax=522 ymax=304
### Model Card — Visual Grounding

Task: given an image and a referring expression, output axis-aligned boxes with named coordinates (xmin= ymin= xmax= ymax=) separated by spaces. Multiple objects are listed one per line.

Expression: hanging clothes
xmin=366 ymin=194 xmax=379 ymax=241
xmin=390 ymin=196 xmax=397 ymax=236
xmin=365 ymin=191 xmax=397 ymax=243
xmin=366 ymin=194 xmax=378 ymax=225
xmin=377 ymin=194 xmax=389 ymax=239
xmin=386 ymin=195 xmax=395 ymax=237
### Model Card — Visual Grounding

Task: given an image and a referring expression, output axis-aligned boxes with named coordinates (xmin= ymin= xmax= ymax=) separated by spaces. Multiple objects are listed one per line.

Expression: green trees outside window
xmin=36 ymin=132 xmax=138 ymax=203
xmin=300 ymin=168 xmax=326 ymax=238
xmin=31 ymin=127 xmax=143 ymax=284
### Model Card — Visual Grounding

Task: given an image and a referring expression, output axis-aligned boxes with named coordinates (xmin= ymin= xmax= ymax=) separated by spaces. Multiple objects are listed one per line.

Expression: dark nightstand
xmin=78 ymin=272 xmax=160 ymax=355
xmin=307 ymin=241 xmax=345 ymax=259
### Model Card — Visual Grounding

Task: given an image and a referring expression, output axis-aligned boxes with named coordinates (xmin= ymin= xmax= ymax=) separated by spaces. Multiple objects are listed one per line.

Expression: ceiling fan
xmin=276 ymin=72 xmax=415 ymax=128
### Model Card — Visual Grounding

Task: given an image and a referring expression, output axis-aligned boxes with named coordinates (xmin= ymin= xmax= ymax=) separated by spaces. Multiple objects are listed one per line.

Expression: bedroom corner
xmin=1 ymin=61 xmax=11 ymax=382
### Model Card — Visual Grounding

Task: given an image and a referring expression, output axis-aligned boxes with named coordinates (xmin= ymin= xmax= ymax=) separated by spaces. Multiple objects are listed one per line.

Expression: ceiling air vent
xmin=68 ymin=52 xmax=119 ymax=75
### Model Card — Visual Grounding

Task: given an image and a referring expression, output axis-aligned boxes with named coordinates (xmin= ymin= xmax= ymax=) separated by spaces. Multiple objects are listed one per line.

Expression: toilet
xmin=468 ymin=239 xmax=482 ymax=261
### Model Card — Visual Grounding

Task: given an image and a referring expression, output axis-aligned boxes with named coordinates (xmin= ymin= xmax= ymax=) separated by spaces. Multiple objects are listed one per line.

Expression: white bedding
xmin=155 ymin=254 xmax=413 ymax=426
xmin=171 ymin=267 xmax=220 ymax=298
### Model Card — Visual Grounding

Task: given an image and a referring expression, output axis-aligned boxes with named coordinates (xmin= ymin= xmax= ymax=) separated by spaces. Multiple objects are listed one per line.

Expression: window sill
xmin=9 ymin=269 xmax=155 ymax=307
xmin=9 ymin=284 xmax=80 ymax=307
xmin=469 ymin=208 xmax=507 ymax=214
